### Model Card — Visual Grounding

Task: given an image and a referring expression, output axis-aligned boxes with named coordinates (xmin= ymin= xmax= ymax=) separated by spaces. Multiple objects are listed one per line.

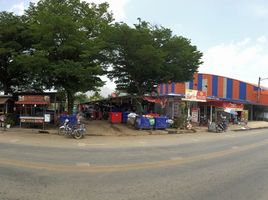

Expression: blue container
xmin=154 ymin=117 xmax=168 ymax=129
xmin=135 ymin=116 xmax=153 ymax=129
xmin=59 ymin=115 xmax=77 ymax=126
xmin=122 ymin=112 xmax=130 ymax=123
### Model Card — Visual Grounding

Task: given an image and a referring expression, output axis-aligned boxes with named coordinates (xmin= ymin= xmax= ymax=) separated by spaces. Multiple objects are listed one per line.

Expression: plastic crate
xmin=109 ymin=112 xmax=122 ymax=123
xmin=154 ymin=116 xmax=168 ymax=129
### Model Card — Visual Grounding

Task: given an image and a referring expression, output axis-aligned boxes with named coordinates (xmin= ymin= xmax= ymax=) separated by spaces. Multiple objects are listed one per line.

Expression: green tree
xmin=25 ymin=0 xmax=113 ymax=113
xmin=89 ymin=90 xmax=103 ymax=101
xmin=74 ymin=93 xmax=90 ymax=104
xmin=105 ymin=20 xmax=203 ymax=97
xmin=0 ymin=12 xmax=37 ymax=94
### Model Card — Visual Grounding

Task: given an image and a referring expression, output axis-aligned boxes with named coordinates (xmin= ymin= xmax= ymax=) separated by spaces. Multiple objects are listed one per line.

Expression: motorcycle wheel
xmin=74 ymin=130 xmax=83 ymax=139
xmin=58 ymin=127 xmax=65 ymax=135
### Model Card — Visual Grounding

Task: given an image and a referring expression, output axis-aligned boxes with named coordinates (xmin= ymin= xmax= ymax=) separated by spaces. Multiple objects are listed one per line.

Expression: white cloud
xmin=10 ymin=0 xmax=129 ymax=20
xmin=252 ymin=5 xmax=268 ymax=17
xmin=257 ymin=36 xmax=267 ymax=44
xmin=199 ymin=37 xmax=268 ymax=86
xmin=86 ymin=0 xmax=129 ymax=20
xmin=9 ymin=2 xmax=25 ymax=15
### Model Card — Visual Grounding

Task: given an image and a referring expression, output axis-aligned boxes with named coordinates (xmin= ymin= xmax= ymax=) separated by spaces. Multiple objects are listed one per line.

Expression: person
xmin=76 ymin=112 xmax=82 ymax=125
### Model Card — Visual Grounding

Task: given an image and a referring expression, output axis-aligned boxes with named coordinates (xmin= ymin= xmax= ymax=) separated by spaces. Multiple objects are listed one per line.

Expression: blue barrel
xmin=59 ymin=115 xmax=77 ymax=126
xmin=122 ymin=112 xmax=130 ymax=123
xmin=154 ymin=116 xmax=168 ymax=129
xmin=135 ymin=116 xmax=153 ymax=129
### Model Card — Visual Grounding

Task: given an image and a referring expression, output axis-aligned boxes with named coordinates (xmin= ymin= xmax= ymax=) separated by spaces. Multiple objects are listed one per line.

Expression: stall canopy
xmin=0 ymin=98 xmax=10 ymax=104
xmin=224 ymin=108 xmax=238 ymax=115
xmin=143 ymin=97 xmax=161 ymax=104
xmin=15 ymin=101 xmax=48 ymax=105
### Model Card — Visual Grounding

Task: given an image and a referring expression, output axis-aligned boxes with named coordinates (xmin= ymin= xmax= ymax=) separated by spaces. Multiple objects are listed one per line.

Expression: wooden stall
xmin=15 ymin=95 xmax=50 ymax=129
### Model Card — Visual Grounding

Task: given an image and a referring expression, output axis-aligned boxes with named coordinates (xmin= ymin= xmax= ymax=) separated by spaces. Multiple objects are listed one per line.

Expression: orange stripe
xmin=174 ymin=83 xmax=185 ymax=94
xmin=193 ymin=73 xmax=198 ymax=90
xmin=203 ymin=74 xmax=212 ymax=96
xmin=168 ymin=83 xmax=172 ymax=94
xmin=232 ymin=80 xmax=239 ymax=99
xmin=218 ymin=76 xmax=224 ymax=98
xmin=246 ymin=84 xmax=255 ymax=102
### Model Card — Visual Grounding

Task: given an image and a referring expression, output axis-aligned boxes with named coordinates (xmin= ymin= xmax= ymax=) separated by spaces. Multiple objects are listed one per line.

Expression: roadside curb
xmin=232 ymin=126 xmax=268 ymax=132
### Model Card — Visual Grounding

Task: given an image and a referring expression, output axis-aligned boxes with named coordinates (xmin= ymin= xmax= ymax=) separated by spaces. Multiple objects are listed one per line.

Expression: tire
xmin=74 ymin=130 xmax=83 ymax=139
xmin=58 ymin=127 xmax=65 ymax=135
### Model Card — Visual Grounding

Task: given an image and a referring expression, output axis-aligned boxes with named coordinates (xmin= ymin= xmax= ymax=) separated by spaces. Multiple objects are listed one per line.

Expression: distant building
xmin=158 ymin=73 xmax=268 ymax=122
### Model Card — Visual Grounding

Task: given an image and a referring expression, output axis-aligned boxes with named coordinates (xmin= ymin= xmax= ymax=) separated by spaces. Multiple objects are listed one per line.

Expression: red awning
xmin=15 ymin=101 xmax=48 ymax=105
xmin=143 ymin=97 xmax=162 ymax=104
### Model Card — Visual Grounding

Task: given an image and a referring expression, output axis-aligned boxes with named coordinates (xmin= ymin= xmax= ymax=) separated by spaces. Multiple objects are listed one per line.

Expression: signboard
xmin=223 ymin=103 xmax=244 ymax=111
xmin=182 ymin=89 xmax=207 ymax=102
xmin=44 ymin=114 xmax=51 ymax=122
xmin=191 ymin=108 xmax=199 ymax=123
xmin=18 ymin=95 xmax=50 ymax=102
xmin=241 ymin=110 xmax=248 ymax=121
xmin=20 ymin=116 xmax=44 ymax=124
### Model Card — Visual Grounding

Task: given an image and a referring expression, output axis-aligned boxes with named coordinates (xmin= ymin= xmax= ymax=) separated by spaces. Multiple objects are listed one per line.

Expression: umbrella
xmin=224 ymin=108 xmax=238 ymax=115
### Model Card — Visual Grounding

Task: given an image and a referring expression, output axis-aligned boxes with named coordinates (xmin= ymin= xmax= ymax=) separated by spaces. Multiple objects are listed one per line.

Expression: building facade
xmin=158 ymin=73 xmax=268 ymax=122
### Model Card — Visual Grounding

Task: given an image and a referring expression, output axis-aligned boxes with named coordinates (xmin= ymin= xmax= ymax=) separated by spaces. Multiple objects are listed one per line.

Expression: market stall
xmin=15 ymin=95 xmax=50 ymax=129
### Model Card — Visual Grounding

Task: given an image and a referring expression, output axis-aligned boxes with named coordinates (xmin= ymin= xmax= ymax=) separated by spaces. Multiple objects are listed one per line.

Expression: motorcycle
xmin=58 ymin=119 xmax=86 ymax=139
xmin=208 ymin=118 xmax=228 ymax=133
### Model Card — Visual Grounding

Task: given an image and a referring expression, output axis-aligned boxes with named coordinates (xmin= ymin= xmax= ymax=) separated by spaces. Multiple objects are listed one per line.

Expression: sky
xmin=1 ymin=0 xmax=268 ymax=96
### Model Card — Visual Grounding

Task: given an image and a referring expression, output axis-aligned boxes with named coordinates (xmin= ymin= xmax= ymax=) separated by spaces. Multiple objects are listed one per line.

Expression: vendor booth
xmin=15 ymin=95 xmax=50 ymax=129
xmin=0 ymin=96 xmax=14 ymax=115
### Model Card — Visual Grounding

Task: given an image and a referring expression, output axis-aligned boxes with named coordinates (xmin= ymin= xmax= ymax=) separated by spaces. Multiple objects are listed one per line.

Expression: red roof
xmin=15 ymin=101 xmax=48 ymax=105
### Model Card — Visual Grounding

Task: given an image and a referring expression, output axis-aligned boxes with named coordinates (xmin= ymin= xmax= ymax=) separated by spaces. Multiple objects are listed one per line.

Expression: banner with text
xmin=182 ymin=89 xmax=207 ymax=102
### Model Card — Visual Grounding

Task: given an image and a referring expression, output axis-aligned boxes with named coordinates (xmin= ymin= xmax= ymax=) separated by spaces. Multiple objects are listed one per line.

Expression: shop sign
xmin=223 ymin=103 xmax=244 ymax=111
xmin=20 ymin=117 xmax=44 ymax=124
xmin=191 ymin=108 xmax=199 ymax=123
xmin=44 ymin=114 xmax=51 ymax=122
xmin=18 ymin=95 xmax=50 ymax=102
xmin=182 ymin=89 xmax=206 ymax=102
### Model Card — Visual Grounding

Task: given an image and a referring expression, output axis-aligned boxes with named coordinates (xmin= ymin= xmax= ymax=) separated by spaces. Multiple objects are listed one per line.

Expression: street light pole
xmin=257 ymin=77 xmax=261 ymax=103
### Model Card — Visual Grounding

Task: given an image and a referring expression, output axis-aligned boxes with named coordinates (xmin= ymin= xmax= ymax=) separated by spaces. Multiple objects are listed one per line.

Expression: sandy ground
xmin=0 ymin=120 xmax=267 ymax=149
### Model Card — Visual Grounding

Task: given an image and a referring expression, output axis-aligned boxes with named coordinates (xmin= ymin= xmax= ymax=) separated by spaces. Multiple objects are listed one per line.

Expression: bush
xmin=5 ymin=113 xmax=16 ymax=126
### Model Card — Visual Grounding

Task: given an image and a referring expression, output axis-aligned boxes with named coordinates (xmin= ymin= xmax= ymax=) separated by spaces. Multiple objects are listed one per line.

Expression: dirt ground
xmin=1 ymin=120 xmax=268 ymax=137
xmin=0 ymin=120 xmax=268 ymax=149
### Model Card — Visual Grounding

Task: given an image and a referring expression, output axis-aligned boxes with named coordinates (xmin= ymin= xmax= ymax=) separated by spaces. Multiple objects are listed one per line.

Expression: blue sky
xmin=1 ymin=0 xmax=268 ymax=95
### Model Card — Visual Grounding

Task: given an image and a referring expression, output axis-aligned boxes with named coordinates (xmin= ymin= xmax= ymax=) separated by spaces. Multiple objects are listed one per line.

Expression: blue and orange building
xmin=158 ymin=73 xmax=268 ymax=121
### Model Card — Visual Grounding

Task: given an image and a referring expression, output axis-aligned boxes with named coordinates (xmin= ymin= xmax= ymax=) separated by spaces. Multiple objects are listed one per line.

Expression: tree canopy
xmin=105 ymin=20 xmax=203 ymax=97
xmin=24 ymin=0 xmax=113 ymax=113
xmin=0 ymin=12 xmax=36 ymax=94
xmin=0 ymin=1 xmax=203 ymax=114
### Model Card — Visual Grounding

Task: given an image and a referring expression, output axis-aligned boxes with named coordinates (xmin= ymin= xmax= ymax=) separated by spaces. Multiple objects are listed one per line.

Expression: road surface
xmin=1 ymin=129 xmax=268 ymax=200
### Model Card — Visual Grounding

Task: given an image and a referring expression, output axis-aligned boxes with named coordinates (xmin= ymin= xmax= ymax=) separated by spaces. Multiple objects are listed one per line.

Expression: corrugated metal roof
xmin=0 ymin=98 xmax=10 ymax=104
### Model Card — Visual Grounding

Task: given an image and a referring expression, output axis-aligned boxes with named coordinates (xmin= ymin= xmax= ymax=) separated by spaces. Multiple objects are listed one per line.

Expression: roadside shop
xmin=15 ymin=94 xmax=52 ymax=129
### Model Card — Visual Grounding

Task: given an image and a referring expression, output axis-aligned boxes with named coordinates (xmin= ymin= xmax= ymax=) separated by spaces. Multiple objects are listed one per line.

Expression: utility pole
xmin=257 ymin=77 xmax=268 ymax=103
xmin=257 ymin=77 xmax=261 ymax=103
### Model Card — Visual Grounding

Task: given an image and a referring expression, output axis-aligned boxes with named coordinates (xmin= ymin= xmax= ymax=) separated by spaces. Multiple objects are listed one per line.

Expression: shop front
xmin=15 ymin=95 xmax=51 ymax=129
xmin=200 ymin=101 xmax=248 ymax=124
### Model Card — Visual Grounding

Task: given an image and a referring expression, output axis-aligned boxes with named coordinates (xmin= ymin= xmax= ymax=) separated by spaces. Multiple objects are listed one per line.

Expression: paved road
xmin=1 ymin=129 xmax=268 ymax=200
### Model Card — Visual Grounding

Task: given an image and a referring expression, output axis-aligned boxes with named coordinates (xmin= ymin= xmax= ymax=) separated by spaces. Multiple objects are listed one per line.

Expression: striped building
xmin=158 ymin=73 xmax=268 ymax=121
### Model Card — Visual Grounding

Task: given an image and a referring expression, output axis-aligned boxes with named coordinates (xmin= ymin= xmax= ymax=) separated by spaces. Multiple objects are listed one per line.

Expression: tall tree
xmin=0 ymin=12 xmax=36 ymax=94
xmin=25 ymin=0 xmax=113 ymax=113
xmin=105 ymin=20 xmax=203 ymax=98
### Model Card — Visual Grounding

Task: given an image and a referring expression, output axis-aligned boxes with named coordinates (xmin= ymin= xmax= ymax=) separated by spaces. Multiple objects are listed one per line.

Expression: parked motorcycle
xmin=199 ymin=115 xmax=207 ymax=126
xmin=58 ymin=119 xmax=86 ymax=139
xmin=208 ymin=119 xmax=228 ymax=133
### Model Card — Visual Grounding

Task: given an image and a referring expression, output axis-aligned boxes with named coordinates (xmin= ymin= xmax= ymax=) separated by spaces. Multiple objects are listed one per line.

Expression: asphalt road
xmin=1 ymin=129 xmax=268 ymax=200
